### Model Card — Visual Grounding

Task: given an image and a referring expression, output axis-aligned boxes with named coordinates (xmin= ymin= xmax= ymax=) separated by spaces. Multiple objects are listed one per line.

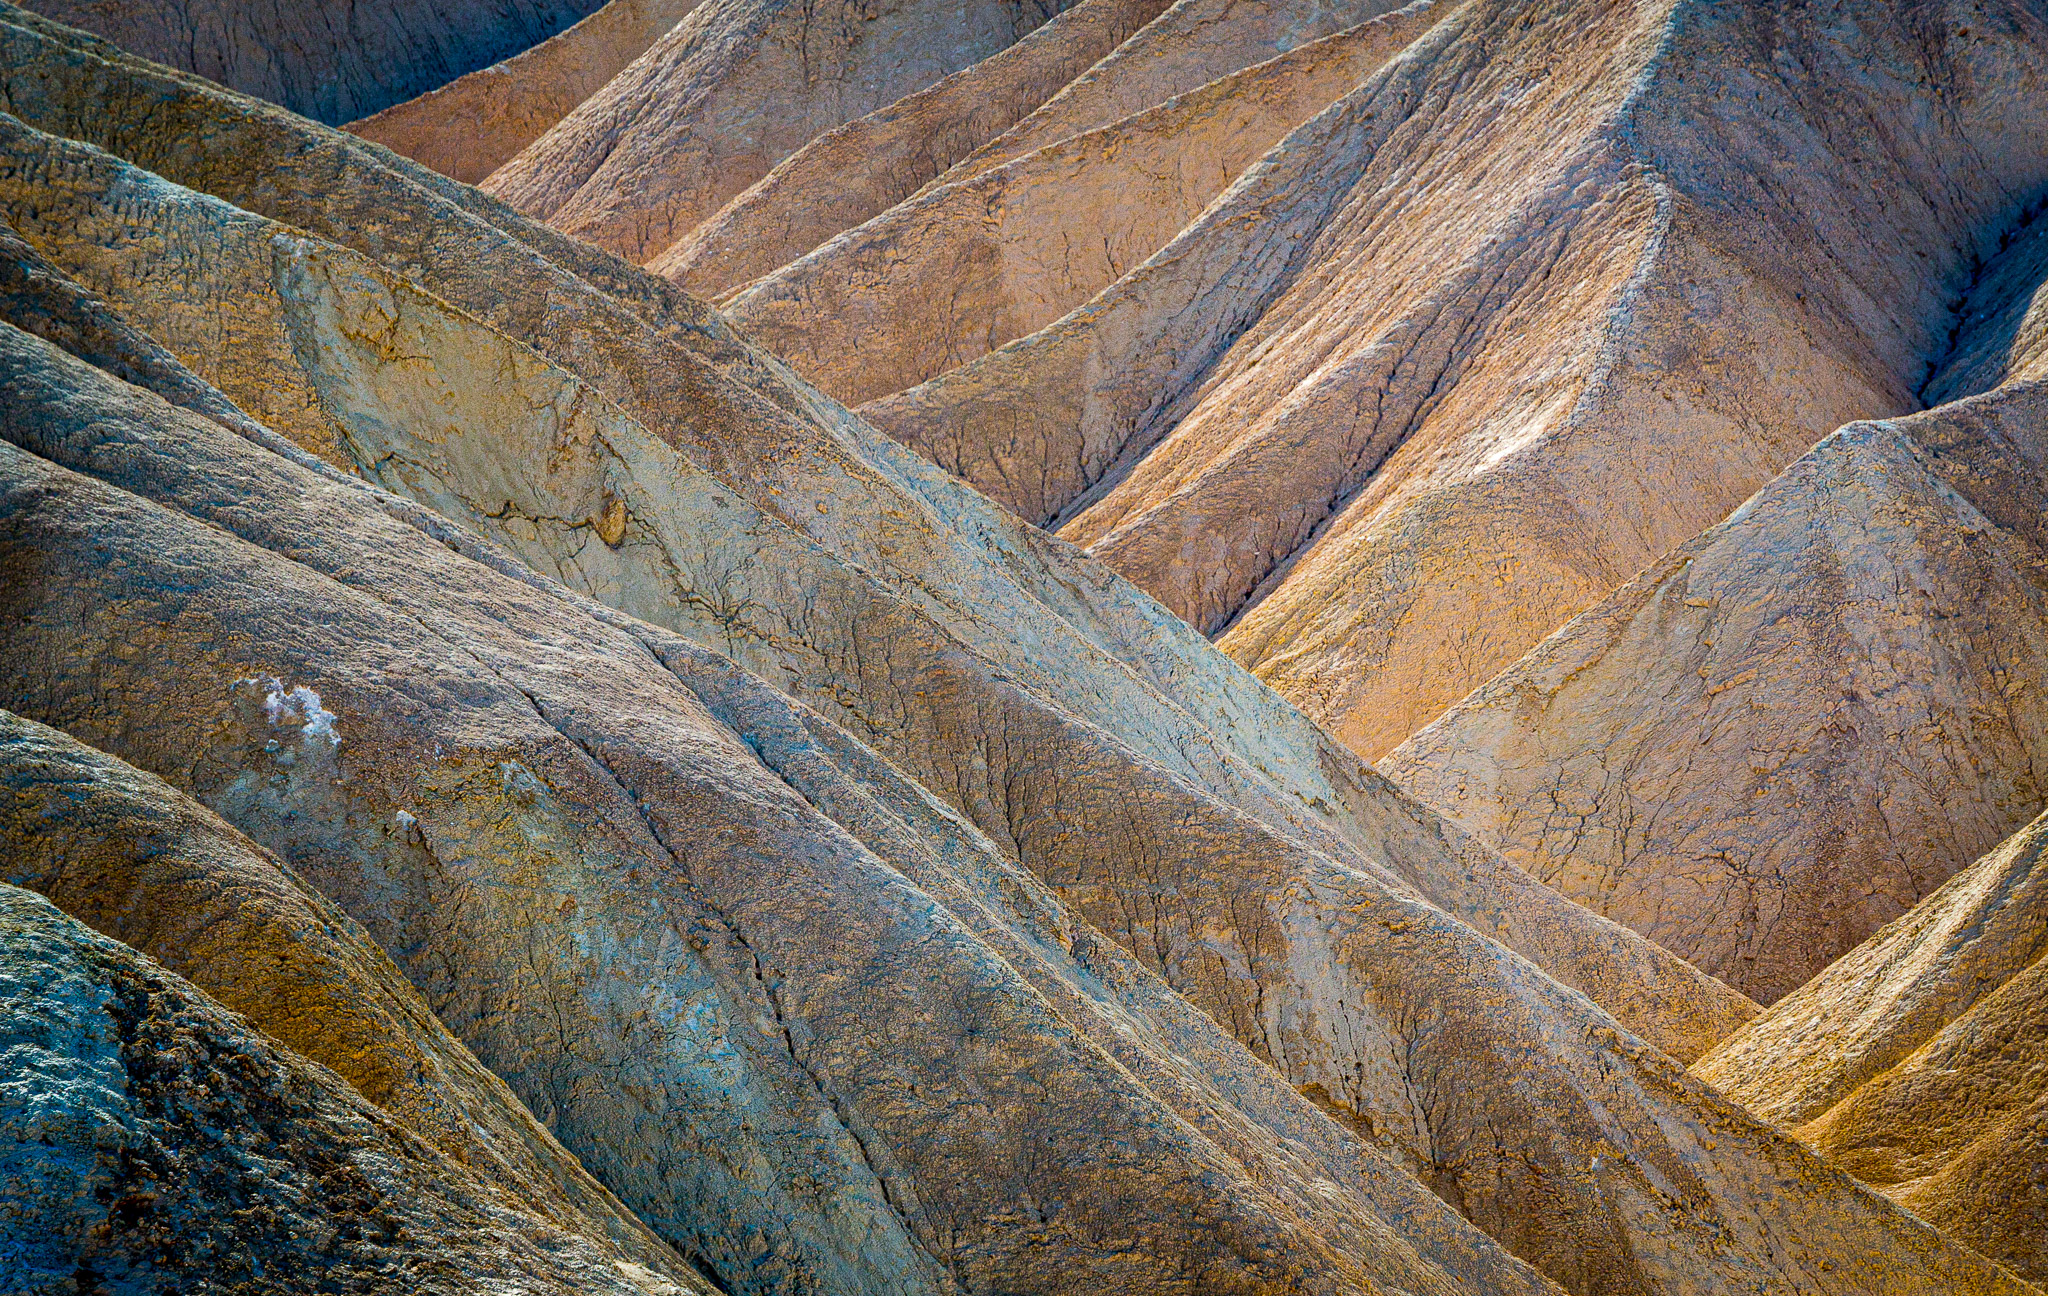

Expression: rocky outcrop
xmin=0 ymin=884 xmax=705 ymax=1294
xmin=1694 ymin=811 xmax=2048 ymax=1283
xmin=1 ymin=11 xmax=2041 ymax=1295
xmin=481 ymin=0 xmax=1073 ymax=261
xmin=14 ymin=0 xmax=605 ymax=122
xmin=866 ymin=0 xmax=2048 ymax=767
xmin=0 ymin=707 xmax=712 ymax=1291
xmin=347 ymin=0 xmax=705 ymax=183
xmin=725 ymin=3 xmax=1445 ymax=407
xmin=653 ymin=0 xmax=1172 ymax=295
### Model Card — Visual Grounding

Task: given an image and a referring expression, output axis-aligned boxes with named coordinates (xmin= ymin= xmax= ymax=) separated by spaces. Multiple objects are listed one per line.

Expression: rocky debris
xmin=480 ymin=0 xmax=1074 ymax=262
xmin=654 ymin=0 xmax=1173 ymax=296
xmin=13 ymin=0 xmax=606 ymax=122
xmin=0 ymin=708 xmax=711 ymax=1290
xmin=725 ymin=3 xmax=1446 ymax=407
xmin=0 ymin=884 xmax=704 ymax=1295
xmin=348 ymin=0 xmax=707 ymax=183
xmin=0 ymin=8 xmax=1758 ymax=1074
xmin=867 ymin=0 xmax=2048 ymax=767
xmin=1694 ymin=811 xmax=2048 ymax=1283
xmin=0 ymin=14 xmax=2038 ymax=1293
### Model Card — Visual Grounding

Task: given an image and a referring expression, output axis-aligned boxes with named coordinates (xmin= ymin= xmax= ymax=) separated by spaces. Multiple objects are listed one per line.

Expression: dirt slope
xmin=1695 ymin=811 xmax=2048 ymax=1283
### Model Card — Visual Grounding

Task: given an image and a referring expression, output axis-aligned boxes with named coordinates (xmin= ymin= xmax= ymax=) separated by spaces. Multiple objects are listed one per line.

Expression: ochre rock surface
xmin=866 ymin=0 xmax=2048 ymax=767
xmin=654 ymin=0 xmax=1173 ymax=295
xmin=3 ymin=10 xmax=2035 ymax=1295
xmin=347 ymin=0 xmax=706 ymax=183
xmin=480 ymin=0 xmax=1073 ymax=261
xmin=0 ymin=884 xmax=705 ymax=1295
xmin=0 ymin=707 xmax=711 ymax=1292
xmin=1695 ymin=811 xmax=2048 ymax=1283
xmin=726 ymin=3 xmax=1445 ymax=408
xmin=13 ymin=0 xmax=605 ymax=122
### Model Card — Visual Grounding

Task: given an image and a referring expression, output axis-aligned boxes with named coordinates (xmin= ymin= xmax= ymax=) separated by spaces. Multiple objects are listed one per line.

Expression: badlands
xmin=0 ymin=0 xmax=2044 ymax=1292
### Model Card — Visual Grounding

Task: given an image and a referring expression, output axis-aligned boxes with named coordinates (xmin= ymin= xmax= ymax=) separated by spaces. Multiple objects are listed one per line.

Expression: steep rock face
xmin=481 ymin=0 xmax=1072 ymax=261
xmin=14 ymin=0 xmax=605 ymax=122
xmin=0 ymin=17 xmax=2038 ymax=1295
xmin=725 ymin=3 xmax=1446 ymax=408
xmin=0 ymin=708 xmax=710 ymax=1291
xmin=1380 ymin=388 xmax=2048 ymax=1001
xmin=0 ymin=884 xmax=705 ymax=1295
xmin=0 ymin=9 xmax=1758 ymax=1075
xmin=867 ymin=0 xmax=2048 ymax=764
xmin=347 ymin=0 xmax=706 ymax=183
xmin=1694 ymin=812 xmax=2048 ymax=1283
xmin=654 ymin=0 xmax=1173 ymax=296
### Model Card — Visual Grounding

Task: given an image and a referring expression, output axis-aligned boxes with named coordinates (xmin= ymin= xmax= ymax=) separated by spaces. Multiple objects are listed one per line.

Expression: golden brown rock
xmin=348 ymin=0 xmax=705 ymax=183
xmin=1695 ymin=811 xmax=2048 ymax=1283
xmin=867 ymin=0 xmax=2048 ymax=769
xmin=653 ymin=0 xmax=1172 ymax=295
xmin=481 ymin=0 xmax=1074 ymax=261
xmin=726 ymin=4 xmax=1445 ymax=407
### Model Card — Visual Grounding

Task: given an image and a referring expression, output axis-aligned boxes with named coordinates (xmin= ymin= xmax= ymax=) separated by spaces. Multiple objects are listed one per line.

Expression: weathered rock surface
xmin=653 ymin=0 xmax=1173 ymax=295
xmin=0 ymin=11 xmax=2040 ymax=1295
xmin=481 ymin=0 xmax=1072 ymax=261
xmin=347 ymin=0 xmax=705 ymax=183
xmin=1695 ymin=811 xmax=2048 ymax=1283
xmin=0 ymin=707 xmax=711 ymax=1291
xmin=867 ymin=0 xmax=2048 ymax=768
xmin=726 ymin=3 xmax=1445 ymax=407
xmin=1381 ymin=387 xmax=2048 ymax=1002
xmin=13 ymin=0 xmax=606 ymax=122
xmin=0 ymin=883 xmax=704 ymax=1295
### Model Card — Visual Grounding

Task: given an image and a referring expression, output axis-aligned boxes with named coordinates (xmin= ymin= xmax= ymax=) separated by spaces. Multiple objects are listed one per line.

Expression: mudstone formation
xmin=2 ymin=0 xmax=2046 ymax=1292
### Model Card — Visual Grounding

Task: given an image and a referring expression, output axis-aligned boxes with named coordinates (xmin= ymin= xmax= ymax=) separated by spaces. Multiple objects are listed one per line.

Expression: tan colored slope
xmin=728 ymin=4 xmax=1445 ymax=408
xmin=2 ymin=17 xmax=2031 ymax=1296
xmin=1 ymin=302 xmax=2032 ymax=1296
xmin=869 ymin=0 xmax=2048 ymax=768
xmin=482 ymin=0 xmax=1073 ymax=261
xmin=654 ymin=0 xmax=1172 ymax=295
xmin=0 ymin=885 xmax=717 ymax=1294
xmin=347 ymin=0 xmax=704 ymax=184
xmin=931 ymin=0 xmax=1408 ymax=191
xmin=0 ymin=5 xmax=1760 ymax=1077
xmin=1380 ymin=387 xmax=2048 ymax=1002
xmin=14 ymin=0 xmax=604 ymax=122
xmin=1926 ymin=207 xmax=2048 ymax=404
xmin=0 ymin=708 xmax=710 ymax=1293
xmin=1694 ymin=811 xmax=2048 ymax=1283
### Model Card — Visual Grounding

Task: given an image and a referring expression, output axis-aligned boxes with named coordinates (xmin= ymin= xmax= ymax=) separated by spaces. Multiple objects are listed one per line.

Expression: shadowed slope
xmin=14 ymin=0 xmax=606 ymax=121
xmin=0 ymin=708 xmax=712 ymax=1292
xmin=347 ymin=0 xmax=705 ymax=183
xmin=0 ymin=884 xmax=710 ymax=1294
xmin=1695 ymin=811 xmax=2048 ymax=1283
